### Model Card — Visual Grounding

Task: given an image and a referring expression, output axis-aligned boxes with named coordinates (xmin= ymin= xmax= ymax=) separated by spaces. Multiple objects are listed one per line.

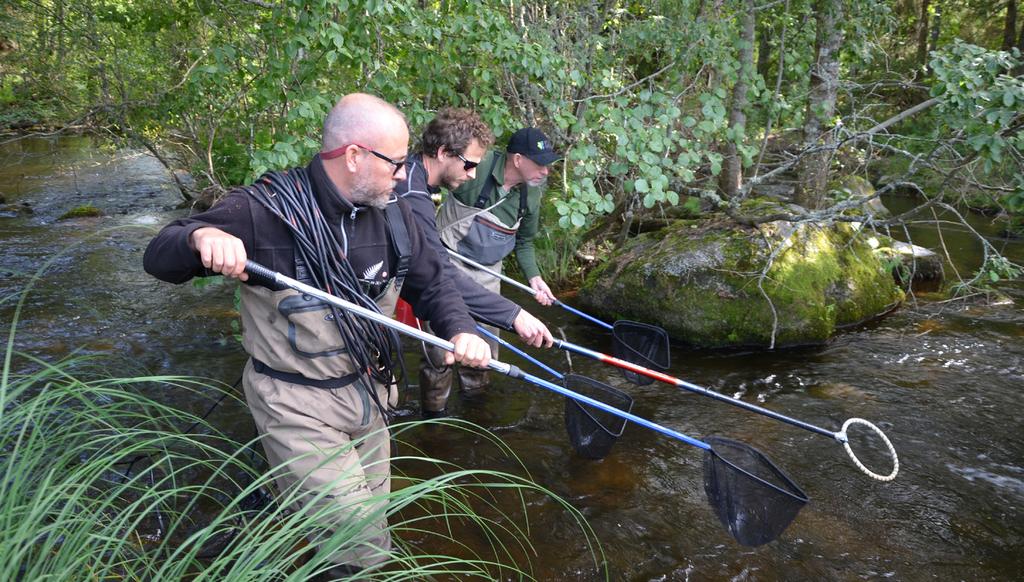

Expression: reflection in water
xmin=947 ymin=463 xmax=1024 ymax=496
xmin=2 ymin=136 xmax=1023 ymax=580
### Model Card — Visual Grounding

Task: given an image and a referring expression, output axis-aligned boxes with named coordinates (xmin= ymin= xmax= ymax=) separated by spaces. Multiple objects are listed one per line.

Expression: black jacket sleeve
xmin=143 ymin=190 xmax=258 ymax=284
xmin=395 ymin=199 xmax=477 ymax=340
xmin=400 ymin=188 xmax=521 ymax=330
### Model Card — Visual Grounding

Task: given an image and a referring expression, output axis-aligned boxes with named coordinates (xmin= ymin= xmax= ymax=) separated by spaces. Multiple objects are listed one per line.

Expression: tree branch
xmin=238 ymin=0 xmax=277 ymax=8
xmin=740 ymin=97 xmax=941 ymax=195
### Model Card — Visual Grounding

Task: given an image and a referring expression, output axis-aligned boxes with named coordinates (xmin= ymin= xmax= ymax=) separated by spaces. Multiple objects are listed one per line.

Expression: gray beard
xmin=349 ymin=174 xmax=390 ymax=209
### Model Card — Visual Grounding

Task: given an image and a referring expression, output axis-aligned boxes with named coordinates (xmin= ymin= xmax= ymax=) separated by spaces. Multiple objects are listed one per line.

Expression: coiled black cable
xmin=243 ymin=168 xmax=404 ymax=419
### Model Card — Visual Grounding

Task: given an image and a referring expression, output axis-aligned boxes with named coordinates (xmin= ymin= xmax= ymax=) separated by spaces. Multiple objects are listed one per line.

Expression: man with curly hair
xmin=395 ymin=108 xmax=553 ymax=417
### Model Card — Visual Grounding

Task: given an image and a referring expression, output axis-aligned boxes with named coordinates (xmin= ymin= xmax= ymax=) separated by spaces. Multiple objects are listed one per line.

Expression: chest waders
xmin=437 ymin=156 xmax=529 ymax=274
xmin=232 ymin=169 xmax=414 ymax=571
xmin=241 ymin=169 xmax=411 ymax=425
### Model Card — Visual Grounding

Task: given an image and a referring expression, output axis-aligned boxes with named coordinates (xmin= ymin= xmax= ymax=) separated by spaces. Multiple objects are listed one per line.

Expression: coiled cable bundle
xmin=244 ymin=169 xmax=402 ymax=416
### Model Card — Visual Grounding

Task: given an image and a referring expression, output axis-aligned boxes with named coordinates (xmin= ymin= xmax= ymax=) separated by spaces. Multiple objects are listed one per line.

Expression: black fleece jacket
xmin=395 ymin=154 xmax=521 ymax=330
xmin=143 ymin=155 xmax=477 ymax=341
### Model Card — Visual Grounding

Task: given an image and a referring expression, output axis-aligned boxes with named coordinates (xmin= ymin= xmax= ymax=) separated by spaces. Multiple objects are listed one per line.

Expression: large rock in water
xmin=579 ymin=220 xmax=904 ymax=348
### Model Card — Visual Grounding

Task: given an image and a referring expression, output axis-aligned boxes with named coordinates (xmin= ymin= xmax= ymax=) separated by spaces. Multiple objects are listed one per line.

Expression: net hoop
xmin=839 ymin=418 xmax=899 ymax=482
xmin=703 ymin=436 xmax=808 ymax=546
xmin=612 ymin=320 xmax=670 ymax=386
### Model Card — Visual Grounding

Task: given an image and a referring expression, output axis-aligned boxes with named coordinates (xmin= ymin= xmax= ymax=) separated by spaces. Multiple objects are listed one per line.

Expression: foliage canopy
xmin=2 ymin=0 xmax=1021 ymax=281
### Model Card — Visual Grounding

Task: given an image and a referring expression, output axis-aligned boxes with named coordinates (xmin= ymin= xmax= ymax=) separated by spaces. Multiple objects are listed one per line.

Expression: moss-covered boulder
xmin=579 ymin=220 xmax=904 ymax=348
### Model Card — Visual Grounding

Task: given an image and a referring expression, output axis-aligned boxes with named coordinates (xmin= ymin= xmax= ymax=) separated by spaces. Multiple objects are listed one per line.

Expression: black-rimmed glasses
xmin=321 ymin=142 xmax=406 ymax=176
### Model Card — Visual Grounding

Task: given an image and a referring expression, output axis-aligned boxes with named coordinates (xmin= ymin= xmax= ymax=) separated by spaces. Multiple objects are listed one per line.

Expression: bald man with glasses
xmin=144 ymin=94 xmax=491 ymax=579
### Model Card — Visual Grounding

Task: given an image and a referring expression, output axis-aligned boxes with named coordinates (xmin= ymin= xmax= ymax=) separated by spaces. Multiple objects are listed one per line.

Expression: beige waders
xmin=418 ymin=263 xmax=501 ymax=412
xmin=240 ymin=281 xmax=399 ymax=570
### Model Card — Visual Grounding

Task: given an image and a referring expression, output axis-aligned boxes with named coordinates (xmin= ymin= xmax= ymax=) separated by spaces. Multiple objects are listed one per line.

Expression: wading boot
xmin=419 ymin=358 xmax=453 ymax=418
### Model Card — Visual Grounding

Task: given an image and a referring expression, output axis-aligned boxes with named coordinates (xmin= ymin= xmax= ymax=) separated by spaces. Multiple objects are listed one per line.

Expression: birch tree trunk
xmin=719 ymin=1 xmax=756 ymax=199
xmin=916 ymin=0 xmax=931 ymax=67
xmin=794 ymin=0 xmax=845 ymax=209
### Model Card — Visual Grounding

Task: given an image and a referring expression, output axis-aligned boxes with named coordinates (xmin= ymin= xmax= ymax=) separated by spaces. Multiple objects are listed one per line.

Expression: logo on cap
xmin=537 ymin=141 xmax=546 ymax=150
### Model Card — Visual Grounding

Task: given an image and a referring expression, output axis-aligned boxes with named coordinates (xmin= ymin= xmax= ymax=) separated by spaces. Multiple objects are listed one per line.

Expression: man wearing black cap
xmin=428 ymin=127 xmax=561 ymax=401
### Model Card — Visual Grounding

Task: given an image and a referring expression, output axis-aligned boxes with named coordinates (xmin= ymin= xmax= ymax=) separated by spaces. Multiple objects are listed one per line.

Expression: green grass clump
xmin=1 ymin=277 xmax=604 ymax=580
xmin=0 ymin=361 xmax=603 ymax=581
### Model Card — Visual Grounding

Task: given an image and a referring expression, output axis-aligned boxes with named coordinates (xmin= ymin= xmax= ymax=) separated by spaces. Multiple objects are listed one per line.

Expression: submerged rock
xmin=579 ymin=220 xmax=904 ymax=348
xmin=58 ymin=204 xmax=103 ymax=220
xmin=889 ymin=240 xmax=944 ymax=291
xmin=0 ymin=202 xmax=34 ymax=216
xmin=994 ymin=213 xmax=1024 ymax=239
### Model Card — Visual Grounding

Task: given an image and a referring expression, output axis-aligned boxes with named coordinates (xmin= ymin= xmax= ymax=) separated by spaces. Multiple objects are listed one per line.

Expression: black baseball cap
xmin=507 ymin=127 xmax=561 ymax=166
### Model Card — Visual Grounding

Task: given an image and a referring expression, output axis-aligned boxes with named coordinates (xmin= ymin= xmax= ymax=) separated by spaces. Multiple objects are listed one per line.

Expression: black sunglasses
xmin=455 ymin=152 xmax=479 ymax=172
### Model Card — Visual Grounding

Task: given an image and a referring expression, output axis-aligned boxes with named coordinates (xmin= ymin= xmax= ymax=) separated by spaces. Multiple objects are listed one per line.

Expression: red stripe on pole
xmin=600 ymin=354 xmax=679 ymax=385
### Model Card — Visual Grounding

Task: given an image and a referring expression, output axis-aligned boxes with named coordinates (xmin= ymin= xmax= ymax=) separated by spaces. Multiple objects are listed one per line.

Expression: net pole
xmin=446 ymin=249 xmax=614 ymax=330
xmin=475 ymin=325 xmax=564 ymax=380
xmin=556 ymin=339 xmax=838 ymax=440
xmin=245 ymin=261 xmax=710 ymax=451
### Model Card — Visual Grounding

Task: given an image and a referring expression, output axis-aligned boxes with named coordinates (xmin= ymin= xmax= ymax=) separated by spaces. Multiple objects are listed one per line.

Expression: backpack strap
xmin=473 ymin=155 xmax=503 ymax=209
xmin=516 ymin=184 xmax=529 ymax=220
xmin=383 ymin=201 xmax=412 ymax=293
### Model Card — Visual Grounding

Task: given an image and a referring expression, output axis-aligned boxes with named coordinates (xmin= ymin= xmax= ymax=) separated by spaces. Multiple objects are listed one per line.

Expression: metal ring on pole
xmin=839 ymin=418 xmax=899 ymax=482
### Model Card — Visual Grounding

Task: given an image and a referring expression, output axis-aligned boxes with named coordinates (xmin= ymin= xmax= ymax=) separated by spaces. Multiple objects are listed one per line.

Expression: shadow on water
xmin=2 ymin=136 xmax=1022 ymax=580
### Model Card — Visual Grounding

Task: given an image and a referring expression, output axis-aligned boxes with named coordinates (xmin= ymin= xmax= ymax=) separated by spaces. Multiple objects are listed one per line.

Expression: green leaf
xmin=570 ymin=212 xmax=586 ymax=227
xmin=990 ymin=142 xmax=1003 ymax=163
xmin=634 ymin=178 xmax=650 ymax=193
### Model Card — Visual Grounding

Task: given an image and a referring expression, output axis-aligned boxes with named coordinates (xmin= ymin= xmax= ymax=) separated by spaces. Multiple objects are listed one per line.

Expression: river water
xmin=1 ymin=136 xmax=1021 ymax=580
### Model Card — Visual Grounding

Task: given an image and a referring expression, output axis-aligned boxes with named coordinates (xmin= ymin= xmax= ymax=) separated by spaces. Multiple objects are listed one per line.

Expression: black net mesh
xmin=563 ymin=374 xmax=634 ymax=460
xmin=612 ymin=320 xmax=671 ymax=385
xmin=702 ymin=436 xmax=808 ymax=546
